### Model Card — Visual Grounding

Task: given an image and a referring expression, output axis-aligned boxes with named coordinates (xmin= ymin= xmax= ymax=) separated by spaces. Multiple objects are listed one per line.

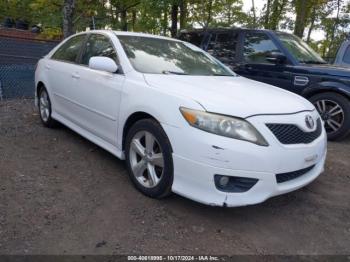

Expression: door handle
xmin=71 ymin=73 xmax=80 ymax=79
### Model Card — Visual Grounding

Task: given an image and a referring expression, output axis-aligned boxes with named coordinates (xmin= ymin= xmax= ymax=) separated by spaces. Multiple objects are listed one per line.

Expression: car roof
xmin=78 ymin=29 xmax=182 ymax=42
xmin=114 ymin=30 xmax=180 ymax=41
xmin=179 ymin=27 xmax=285 ymax=35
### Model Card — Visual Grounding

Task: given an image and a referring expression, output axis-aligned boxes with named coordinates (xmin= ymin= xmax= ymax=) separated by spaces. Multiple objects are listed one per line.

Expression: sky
xmin=241 ymin=0 xmax=325 ymax=41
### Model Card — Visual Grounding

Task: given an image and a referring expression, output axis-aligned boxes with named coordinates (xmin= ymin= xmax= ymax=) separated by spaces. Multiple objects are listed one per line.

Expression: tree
xmin=251 ymin=0 xmax=257 ymax=28
xmin=264 ymin=0 xmax=272 ymax=28
xmin=170 ymin=1 xmax=179 ymax=37
xmin=305 ymin=0 xmax=330 ymax=43
xmin=63 ymin=0 xmax=75 ymax=38
xmin=328 ymin=0 xmax=342 ymax=52
xmin=262 ymin=0 xmax=289 ymax=30
xmin=179 ymin=0 xmax=187 ymax=29
xmin=271 ymin=0 xmax=289 ymax=30
xmin=294 ymin=0 xmax=315 ymax=37
xmin=1 ymin=0 xmax=349 ymax=59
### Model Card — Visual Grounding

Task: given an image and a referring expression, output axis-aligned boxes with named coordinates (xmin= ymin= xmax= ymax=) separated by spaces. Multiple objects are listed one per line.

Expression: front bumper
xmin=162 ymin=110 xmax=327 ymax=207
xmin=171 ymin=152 xmax=326 ymax=207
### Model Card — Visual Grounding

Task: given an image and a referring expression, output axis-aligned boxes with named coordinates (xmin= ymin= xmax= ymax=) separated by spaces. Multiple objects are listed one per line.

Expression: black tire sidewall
xmin=310 ymin=92 xmax=350 ymax=141
xmin=125 ymin=119 xmax=174 ymax=198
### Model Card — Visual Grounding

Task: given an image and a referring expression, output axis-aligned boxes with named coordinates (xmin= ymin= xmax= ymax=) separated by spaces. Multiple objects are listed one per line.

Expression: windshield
xmin=117 ymin=35 xmax=235 ymax=76
xmin=276 ymin=32 xmax=326 ymax=64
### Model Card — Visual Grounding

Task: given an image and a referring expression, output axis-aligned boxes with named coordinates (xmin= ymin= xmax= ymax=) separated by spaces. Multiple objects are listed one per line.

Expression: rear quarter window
xmin=179 ymin=32 xmax=203 ymax=47
xmin=343 ymin=45 xmax=350 ymax=64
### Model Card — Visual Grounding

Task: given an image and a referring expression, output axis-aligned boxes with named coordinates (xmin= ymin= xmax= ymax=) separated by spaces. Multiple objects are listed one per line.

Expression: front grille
xmin=276 ymin=165 xmax=315 ymax=183
xmin=267 ymin=119 xmax=322 ymax=145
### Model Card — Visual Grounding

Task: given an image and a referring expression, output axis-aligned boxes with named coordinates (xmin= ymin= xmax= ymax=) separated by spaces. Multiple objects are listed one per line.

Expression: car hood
xmin=295 ymin=64 xmax=350 ymax=78
xmin=143 ymin=75 xmax=314 ymax=118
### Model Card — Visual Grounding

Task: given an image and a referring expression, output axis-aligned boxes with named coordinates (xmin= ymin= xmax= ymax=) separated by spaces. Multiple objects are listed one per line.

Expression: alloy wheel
xmin=314 ymin=99 xmax=344 ymax=134
xmin=129 ymin=131 xmax=165 ymax=188
xmin=39 ymin=90 xmax=50 ymax=122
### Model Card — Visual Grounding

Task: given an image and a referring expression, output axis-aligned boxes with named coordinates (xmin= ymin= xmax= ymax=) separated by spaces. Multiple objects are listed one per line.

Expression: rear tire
xmin=38 ymin=86 xmax=58 ymax=128
xmin=310 ymin=92 xmax=350 ymax=141
xmin=125 ymin=119 xmax=173 ymax=199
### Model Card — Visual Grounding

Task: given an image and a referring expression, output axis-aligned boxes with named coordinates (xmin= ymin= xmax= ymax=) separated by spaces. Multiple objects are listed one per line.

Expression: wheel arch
xmin=302 ymin=82 xmax=350 ymax=100
xmin=36 ymin=81 xmax=45 ymax=96
xmin=35 ymin=81 xmax=46 ymax=106
xmin=122 ymin=111 xmax=159 ymax=151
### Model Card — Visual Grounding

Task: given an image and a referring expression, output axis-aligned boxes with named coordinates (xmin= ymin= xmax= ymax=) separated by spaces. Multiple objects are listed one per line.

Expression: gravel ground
xmin=0 ymin=99 xmax=349 ymax=255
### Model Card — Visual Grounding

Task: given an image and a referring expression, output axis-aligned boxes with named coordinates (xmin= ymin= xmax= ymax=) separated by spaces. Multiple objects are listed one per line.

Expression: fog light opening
xmin=214 ymin=175 xmax=259 ymax=193
xmin=219 ymin=176 xmax=230 ymax=187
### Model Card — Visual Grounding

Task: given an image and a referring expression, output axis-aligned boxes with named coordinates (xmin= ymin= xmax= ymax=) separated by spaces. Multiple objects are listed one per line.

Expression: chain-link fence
xmin=0 ymin=36 xmax=59 ymax=100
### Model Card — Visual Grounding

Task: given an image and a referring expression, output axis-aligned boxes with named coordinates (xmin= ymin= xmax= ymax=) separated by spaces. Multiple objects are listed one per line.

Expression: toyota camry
xmin=35 ymin=30 xmax=327 ymax=207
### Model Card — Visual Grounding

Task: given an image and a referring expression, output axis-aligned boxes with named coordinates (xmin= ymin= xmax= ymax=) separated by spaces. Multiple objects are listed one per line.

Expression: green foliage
xmin=38 ymin=27 xmax=63 ymax=40
xmin=0 ymin=0 xmax=349 ymax=59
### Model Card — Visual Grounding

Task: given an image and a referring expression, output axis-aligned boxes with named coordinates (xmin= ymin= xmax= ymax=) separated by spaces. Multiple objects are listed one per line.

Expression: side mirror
xmin=89 ymin=56 xmax=119 ymax=73
xmin=266 ymin=52 xmax=287 ymax=64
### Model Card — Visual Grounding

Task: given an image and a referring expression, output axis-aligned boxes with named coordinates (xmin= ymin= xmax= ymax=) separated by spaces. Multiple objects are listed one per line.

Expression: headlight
xmin=180 ymin=107 xmax=269 ymax=146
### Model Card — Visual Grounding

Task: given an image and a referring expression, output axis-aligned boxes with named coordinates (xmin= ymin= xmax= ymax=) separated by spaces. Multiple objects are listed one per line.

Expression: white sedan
xmin=35 ymin=30 xmax=327 ymax=207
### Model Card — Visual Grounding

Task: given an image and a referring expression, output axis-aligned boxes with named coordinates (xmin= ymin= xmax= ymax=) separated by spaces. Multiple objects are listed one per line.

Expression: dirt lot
xmin=0 ymin=99 xmax=349 ymax=255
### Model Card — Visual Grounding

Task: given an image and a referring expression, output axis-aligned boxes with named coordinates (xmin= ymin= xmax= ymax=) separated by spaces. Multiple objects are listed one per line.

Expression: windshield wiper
xmin=212 ymin=73 xmax=232 ymax=76
xmin=300 ymin=60 xmax=327 ymax=64
xmin=162 ymin=70 xmax=189 ymax=75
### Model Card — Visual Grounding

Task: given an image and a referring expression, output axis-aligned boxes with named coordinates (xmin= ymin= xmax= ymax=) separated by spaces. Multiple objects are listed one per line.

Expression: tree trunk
xmin=294 ymin=0 xmax=309 ymax=38
xmin=205 ymin=0 xmax=213 ymax=29
xmin=328 ymin=0 xmax=342 ymax=57
xmin=63 ymin=0 xmax=75 ymax=38
xmin=121 ymin=9 xmax=127 ymax=31
xmin=264 ymin=0 xmax=271 ymax=29
xmin=306 ymin=7 xmax=316 ymax=43
xmin=179 ymin=0 xmax=187 ymax=30
xmin=131 ymin=9 xmax=136 ymax=31
xmin=170 ymin=3 xmax=178 ymax=37
xmin=251 ymin=0 xmax=257 ymax=28
xmin=162 ymin=5 xmax=168 ymax=36
xmin=323 ymin=31 xmax=329 ymax=57
xmin=269 ymin=0 xmax=287 ymax=30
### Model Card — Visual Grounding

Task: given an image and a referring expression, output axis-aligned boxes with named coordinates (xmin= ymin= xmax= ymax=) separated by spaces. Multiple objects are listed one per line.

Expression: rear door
xmin=235 ymin=31 xmax=293 ymax=90
xmin=72 ymin=33 xmax=125 ymax=145
xmin=206 ymin=31 xmax=239 ymax=70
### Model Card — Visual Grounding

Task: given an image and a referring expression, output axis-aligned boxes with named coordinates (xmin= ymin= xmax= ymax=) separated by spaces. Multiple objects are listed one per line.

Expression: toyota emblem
xmin=305 ymin=115 xmax=315 ymax=129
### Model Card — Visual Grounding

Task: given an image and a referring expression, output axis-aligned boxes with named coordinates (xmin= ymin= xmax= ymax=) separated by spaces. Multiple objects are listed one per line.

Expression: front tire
xmin=125 ymin=119 xmax=173 ymax=199
xmin=38 ymin=86 xmax=58 ymax=128
xmin=310 ymin=92 xmax=350 ymax=141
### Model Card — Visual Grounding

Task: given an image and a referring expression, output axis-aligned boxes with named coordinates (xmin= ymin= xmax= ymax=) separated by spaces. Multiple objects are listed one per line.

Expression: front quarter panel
xmin=35 ymin=58 xmax=53 ymax=106
xmin=117 ymin=73 xmax=204 ymax=150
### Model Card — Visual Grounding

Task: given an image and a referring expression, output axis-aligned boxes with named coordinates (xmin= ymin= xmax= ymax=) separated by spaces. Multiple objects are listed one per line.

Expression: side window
xmin=52 ymin=35 xmax=86 ymax=63
xmin=81 ymin=34 xmax=118 ymax=65
xmin=343 ymin=45 xmax=350 ymax=64
xmin=206 ymin=33 xmax=217 ymax=55
xmin=180 ymin=33 xmax=203 ymax=47
xmin=243 ymin=32 xmax=280 ymax=64
xmin=213 ymin=32 xmax=238 ymax=63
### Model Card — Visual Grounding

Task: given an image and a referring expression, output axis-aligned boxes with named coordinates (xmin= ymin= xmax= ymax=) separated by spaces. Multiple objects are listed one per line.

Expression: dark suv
xmin=179 ymin=28 xmax=350 ymax=140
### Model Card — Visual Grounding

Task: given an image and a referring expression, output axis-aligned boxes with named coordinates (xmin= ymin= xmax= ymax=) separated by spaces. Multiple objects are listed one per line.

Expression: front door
xmin=72 ymin=33 xmax=125 ymax=146
xmin=235 ymin=31 xmax=293 ymax=91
